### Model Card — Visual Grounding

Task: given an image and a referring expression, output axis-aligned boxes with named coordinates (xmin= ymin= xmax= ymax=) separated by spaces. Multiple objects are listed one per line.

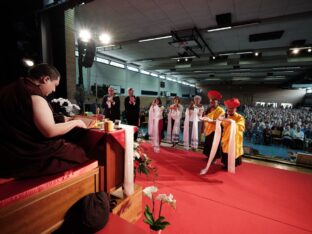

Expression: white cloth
xmin=120 ymin=124 xmax=134 ymax=196
xmin=167 ymin=105 xmax=183 ymax=142
xmin=148 ymin=105 xmax=162 ymax=152
xmin=200 ymin=119 xmax=222 ymax=175
xmin=227 ymin=120 xmax=236 ymax=173
xmin=106 ymin=96 xmax=113 ymax=108
xmin=183 ymin=108 xmax=199 ymax=150
xmin=200 ymin=119 xmax=236 ymax=175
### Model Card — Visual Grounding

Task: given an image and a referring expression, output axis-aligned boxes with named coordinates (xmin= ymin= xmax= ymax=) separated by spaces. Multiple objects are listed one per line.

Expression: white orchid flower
xmin=72 ymin=104 xmax=80 ymax=110
xmin=143 ymin=186 xmax=158 ymax=200
xmin=156 ymin=193 xmax=176 ymax=209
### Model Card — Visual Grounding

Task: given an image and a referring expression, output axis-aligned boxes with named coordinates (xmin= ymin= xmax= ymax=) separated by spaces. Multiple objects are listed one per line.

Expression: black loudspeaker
xmin=216 ymin=13 xmax=231 ymax=26
xmin=82 ymin=40 xmax=96 ymax=68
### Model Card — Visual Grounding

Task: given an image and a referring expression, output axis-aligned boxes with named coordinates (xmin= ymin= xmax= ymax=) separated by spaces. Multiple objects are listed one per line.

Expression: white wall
xmin=76 ymin=59 xmax=196 ymax=98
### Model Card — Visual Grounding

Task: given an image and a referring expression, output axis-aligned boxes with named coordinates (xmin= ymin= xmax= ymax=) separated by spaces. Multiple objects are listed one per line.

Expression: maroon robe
xmin=0 ymin=78 xmax=89 ymax=178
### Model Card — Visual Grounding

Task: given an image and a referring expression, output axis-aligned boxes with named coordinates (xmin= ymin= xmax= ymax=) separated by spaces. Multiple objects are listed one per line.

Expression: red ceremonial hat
xmin=207 ymin=90 xmax=222 ymax=100
xmin=224 ymin=98 xmax=240 ymax=108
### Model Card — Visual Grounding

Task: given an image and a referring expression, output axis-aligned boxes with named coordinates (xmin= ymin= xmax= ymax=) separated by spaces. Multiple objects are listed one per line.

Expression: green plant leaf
xmin=144 ymin=205 xmax=154 ymax=225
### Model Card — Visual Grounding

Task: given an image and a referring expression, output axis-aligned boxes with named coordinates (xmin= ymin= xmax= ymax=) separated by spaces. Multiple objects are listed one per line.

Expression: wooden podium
xmin=90 ymin=128 xmax=142 ymax=223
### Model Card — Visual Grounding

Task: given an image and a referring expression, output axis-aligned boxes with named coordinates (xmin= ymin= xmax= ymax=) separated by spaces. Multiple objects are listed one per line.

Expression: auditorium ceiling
xmin=75 ymin=0 xmax=312 ymax=87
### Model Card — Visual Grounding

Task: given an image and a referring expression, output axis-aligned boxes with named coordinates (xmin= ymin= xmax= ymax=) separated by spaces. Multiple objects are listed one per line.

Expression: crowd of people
xmin=243 ymin=106 xmax=312 ymax=150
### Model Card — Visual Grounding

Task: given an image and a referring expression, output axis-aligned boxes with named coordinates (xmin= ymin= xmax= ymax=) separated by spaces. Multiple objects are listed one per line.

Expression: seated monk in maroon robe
xmin=0 ymin=63 xmax=91 ymax=178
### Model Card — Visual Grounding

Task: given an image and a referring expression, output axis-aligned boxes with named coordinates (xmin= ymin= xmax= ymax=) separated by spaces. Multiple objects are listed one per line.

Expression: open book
xmin=73 ymin=115 xmax=98 ymax=129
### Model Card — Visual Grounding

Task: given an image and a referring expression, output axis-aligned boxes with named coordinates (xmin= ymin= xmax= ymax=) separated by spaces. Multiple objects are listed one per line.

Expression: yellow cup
xmin=105 ymin=121 xmax=114 ymax=131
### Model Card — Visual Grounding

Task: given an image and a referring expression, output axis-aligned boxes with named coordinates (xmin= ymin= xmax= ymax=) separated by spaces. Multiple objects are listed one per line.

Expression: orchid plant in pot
xmin=143 ymin=186 xmax=176 ymax=233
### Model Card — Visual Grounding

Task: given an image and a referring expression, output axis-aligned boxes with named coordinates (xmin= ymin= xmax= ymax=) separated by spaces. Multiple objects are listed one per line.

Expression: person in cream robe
xmin=167 ymin=96 xmax=183 ymax=147
xmin=183 ymin=95 xmax=204 ymax=150
xmin=148 ymin=97 xmax=164 ymax=152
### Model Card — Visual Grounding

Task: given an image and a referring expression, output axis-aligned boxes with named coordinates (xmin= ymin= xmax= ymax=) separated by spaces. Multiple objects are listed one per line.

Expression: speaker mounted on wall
xmin=78 ymin=39 xmax=96 ymax=68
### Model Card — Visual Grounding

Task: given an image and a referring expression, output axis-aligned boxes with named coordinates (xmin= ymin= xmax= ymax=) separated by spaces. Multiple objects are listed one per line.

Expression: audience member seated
xmin=282 ymin=125 xmax=293 ymax=147
xmin=251 ymin=122 xmax=264 ymax=144
xmin=304 ymin=123 xmax=312 ymax=149
xmin=244 ymin=118 xmax=253 ymax=141
xmin=292 ymin=126 xmax=304 ymax=149
xmin=263 ymin=122 xmax=273 ymax=145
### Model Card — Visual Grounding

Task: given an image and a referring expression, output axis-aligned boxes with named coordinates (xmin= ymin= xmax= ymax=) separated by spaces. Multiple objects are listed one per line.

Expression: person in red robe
xmin=0 ymin=63 xmax=90 ymax=178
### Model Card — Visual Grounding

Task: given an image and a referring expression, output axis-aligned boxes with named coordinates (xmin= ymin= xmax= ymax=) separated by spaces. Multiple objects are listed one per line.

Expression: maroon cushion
xmin=0 ymin=160 xmax=98 ymax=208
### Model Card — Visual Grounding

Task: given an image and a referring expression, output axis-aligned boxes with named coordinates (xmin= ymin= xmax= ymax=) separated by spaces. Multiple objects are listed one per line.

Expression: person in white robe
xmin=183 ymin=95 xmax=204 ymax=150
xmin=166 ymin=96 xmax=183 ymax=147
xmin=148 ymin=97 xmax=164 ymax=152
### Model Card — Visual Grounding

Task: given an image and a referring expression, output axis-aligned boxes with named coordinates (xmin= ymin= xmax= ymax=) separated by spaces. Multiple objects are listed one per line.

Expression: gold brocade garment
xmin=221 ymin=113 xmax=245 ymax=158
xmin=203 ymin=106 xmax=225 ymax=136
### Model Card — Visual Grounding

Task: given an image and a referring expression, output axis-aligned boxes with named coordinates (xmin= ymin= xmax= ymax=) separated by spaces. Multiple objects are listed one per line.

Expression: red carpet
xmin=134 ymin=143 xmax=312 ymax=234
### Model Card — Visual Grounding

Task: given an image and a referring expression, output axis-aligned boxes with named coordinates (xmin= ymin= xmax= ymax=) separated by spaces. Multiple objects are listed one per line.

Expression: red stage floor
xmin=134 ymin=143 xmax=312 ymax=234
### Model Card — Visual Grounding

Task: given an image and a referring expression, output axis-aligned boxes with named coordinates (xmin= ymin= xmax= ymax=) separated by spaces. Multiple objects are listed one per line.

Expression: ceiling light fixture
xmin=289 ymin=46 xmax=311 ymax=50
xmin=22 ymin=58 xmax=34 ymax=67
xmin=205 ymin=78 xmax=221 ymax=81
xmin=138 ymin=35 xmax=172 ymax=42
xmin=292 ymin=48 xmax=300 ymax=54
xmin=273 ymin=67 xmax=301 ymax=70
xmin=219 ymin=51 xmax=253 ymax=56
xmin=110 ymin=61 xmax=125 ymax=68
xmin=95 ymin=57 xmax=109 ymax=64
xmin=79 ymin=29 xmax=91 ymax=42
xmin=171 ymin=56 xmax=196 ymax=60
xmin=232 ymin=21 xmax=260 ymax=28
xmin=207 ymin=20 xmax=260 ymax=32
xmin=140 ymin=70 xmax=150 ymax=75
xmin=229 ymin=69 xmax=251 ymax=72
xmin=99 ymin=33 xmax=112 ymax=44
xmin=232 ymin=77 xmax=251 ymax=81
xmin=264 ymin=77 xmax=287 ymax=80
xmin=207 ymin=26 xmax=232 ymax=32
xmin=97 ymin=44 xmax=115 ymax=48
xmin=127 ymin=66 xmax=139 ymax=72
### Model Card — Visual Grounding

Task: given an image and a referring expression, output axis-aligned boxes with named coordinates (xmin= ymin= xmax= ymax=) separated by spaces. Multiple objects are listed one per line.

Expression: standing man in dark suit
xmin=124 ymin=87 xmax=140 ymax=140
xmin=102 ymin=86 xmax=120 ymax=121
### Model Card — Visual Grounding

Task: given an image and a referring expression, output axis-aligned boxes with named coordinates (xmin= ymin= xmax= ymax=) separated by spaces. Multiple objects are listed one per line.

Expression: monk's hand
xmin=74 ymin=120 xmax=87 ymax=128
xmin=64 ymin=116 xmax=74 ymax=122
